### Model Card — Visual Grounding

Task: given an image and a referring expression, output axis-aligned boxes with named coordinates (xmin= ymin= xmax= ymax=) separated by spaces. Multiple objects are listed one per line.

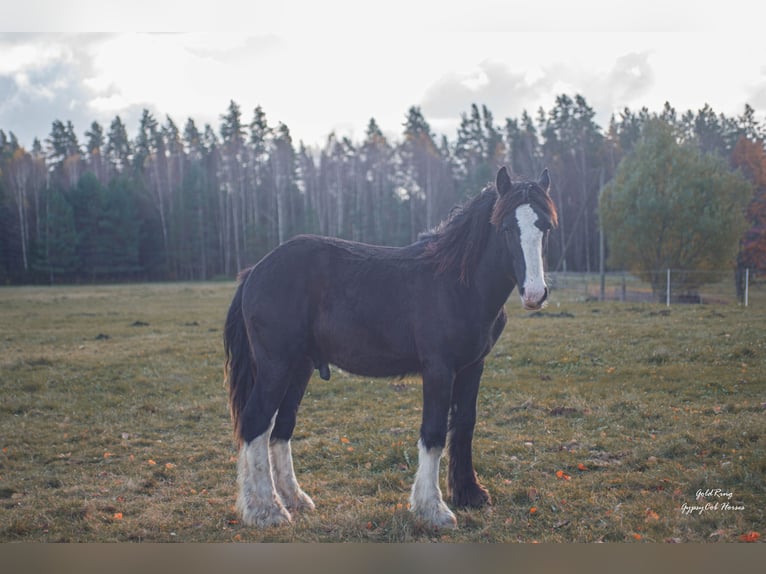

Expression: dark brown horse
xmin=224 ymin=166 xmax=557 ymax=528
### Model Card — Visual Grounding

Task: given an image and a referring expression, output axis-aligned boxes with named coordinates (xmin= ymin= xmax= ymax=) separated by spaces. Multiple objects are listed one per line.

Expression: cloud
xmin=746 ymin=67 xmax=766 ymax=110
xmin=419 ymin=51 xmax=657 ymax=134
xmin=420 ymin=60 xmax=556 ymax=135
xmin=0 ymin=34 xmax=164 ymax=148
xmin=597 ymin=52 xmax=656 ymax=112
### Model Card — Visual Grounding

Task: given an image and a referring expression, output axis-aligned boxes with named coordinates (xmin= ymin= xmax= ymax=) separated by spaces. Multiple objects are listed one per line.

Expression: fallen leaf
xmin=739 ymin=531 xmax=760 ymax=543
xmin=577 ymin=463 xmax=588 ymax=471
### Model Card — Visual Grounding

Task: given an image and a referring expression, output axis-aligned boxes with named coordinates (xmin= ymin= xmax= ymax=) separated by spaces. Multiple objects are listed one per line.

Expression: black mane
xmin=419 ymin=187 xmax=498 ymax=285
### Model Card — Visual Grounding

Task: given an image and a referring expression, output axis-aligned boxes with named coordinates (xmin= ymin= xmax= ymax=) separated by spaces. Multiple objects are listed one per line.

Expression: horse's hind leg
xmin=270 ymin=357 xmax=315 ymax=512
xmin=237 ymin=413 xmax=290 ymax=527
xmin=237 ymin=360 xmax=295 ymax=528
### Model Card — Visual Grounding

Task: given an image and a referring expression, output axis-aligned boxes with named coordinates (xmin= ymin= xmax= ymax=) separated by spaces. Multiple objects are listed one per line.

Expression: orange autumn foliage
xmin=732 ymin=136 xmax=766 ymax=269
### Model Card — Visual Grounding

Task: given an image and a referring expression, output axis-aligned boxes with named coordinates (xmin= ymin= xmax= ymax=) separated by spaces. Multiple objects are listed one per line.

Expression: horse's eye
xmin=536 ymin=221 xmax=552 ymax=233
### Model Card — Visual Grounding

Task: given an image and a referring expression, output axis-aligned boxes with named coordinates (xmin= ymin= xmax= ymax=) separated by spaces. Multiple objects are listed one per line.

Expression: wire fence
xmin=547 ymin=269 xmax=765 ymax=307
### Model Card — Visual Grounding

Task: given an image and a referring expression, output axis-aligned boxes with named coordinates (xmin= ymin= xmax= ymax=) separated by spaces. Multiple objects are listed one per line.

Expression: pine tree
xmin=505 ymin=110 xmax=543 ymax=177
xmin=85 ymin=121 xmax=106 ymax=182
xmin=106 ymin=116 xmax=132 ymax=175
xmin=359 ymin=118 xmax=395 ymax=244
xmin=220 ymin=100 xmax=248 ymax=271
xmin=47 ymin=119 xmax=82 ymax=190
xmin=34 ymin=188 xmax=79 ymax=283
xmin=248 ymin=106 xmax=273 ymax=255
xmin=400 ymin=106 xmax=439 ymax=237
xmin=271 ymin=122 xmax=297 ymax=244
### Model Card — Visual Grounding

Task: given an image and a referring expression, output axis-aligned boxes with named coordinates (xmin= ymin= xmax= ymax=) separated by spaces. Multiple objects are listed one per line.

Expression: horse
xmin=223 ymin=166 xmax=558 ymax=529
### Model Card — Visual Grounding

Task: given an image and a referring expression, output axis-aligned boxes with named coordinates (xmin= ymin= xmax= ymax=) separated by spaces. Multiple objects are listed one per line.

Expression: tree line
xmin=1 ymin=96 xmax=764 ymax=284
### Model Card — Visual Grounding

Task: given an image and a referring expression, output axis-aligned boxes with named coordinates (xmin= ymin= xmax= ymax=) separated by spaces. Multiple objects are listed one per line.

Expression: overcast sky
xmin=2 ymin=0 xmax=765 ymax=150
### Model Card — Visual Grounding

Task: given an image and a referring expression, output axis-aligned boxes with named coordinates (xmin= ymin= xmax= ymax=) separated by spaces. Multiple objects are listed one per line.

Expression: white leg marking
xmin=270 ymin=439 xmax=315 ymax=512
xmin=236 ymin=414 xmax=292 ymax=527
xmin=409 ymin=439 xmax=457 ymax=529
xmin=516 ymin=204 xmax=547 ymax=309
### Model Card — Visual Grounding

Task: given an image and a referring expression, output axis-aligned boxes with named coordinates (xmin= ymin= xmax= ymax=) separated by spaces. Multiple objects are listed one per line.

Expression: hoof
xmin=411 ymin=501 xmax=458 ymax=530
xmin=451 ymin=482 xmax=491 ymax=508
xmin=280 ymin=489 xmax=315 ymax=513
xmin=237 ymin=493 xmax=292 ymax=528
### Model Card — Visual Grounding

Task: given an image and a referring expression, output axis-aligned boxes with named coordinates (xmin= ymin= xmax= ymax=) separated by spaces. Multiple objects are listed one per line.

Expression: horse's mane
xmin=419 ymin=187 xmax=497 ymax=285
xmin=420 ymin=179 xmax=558 ymax=285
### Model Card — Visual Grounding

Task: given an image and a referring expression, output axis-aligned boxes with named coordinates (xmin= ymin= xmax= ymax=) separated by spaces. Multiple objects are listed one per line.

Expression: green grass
xmin=1 ymin=282 xmax=764 ymax=542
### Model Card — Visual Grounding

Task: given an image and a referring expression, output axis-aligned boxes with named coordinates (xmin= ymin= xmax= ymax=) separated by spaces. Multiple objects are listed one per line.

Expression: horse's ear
xmin=538 ymin=168 xmax=551 ymax=194
xmin=496 ymin=166 xmax=512 ymax=196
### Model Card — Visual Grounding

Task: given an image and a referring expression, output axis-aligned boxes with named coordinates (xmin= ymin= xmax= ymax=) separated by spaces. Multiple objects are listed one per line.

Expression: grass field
xmin=1 ymin=281 xmax=764 ymax=542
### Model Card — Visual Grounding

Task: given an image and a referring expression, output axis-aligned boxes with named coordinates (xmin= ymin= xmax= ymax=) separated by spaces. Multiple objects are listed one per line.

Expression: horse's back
xmin=241 ymin=235 xmax=423 ymax=375
xmin=239 ymin=234 xmax=502 ymax=378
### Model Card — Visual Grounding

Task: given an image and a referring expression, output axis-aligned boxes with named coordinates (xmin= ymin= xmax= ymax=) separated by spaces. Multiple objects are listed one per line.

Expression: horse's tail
xmin=224 ymin=267 xmax=255 ymax=446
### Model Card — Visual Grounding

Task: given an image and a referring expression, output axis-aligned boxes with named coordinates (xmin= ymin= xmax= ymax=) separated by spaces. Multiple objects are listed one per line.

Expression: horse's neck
xmin=472 ymin=230 xmax=517 ymax=316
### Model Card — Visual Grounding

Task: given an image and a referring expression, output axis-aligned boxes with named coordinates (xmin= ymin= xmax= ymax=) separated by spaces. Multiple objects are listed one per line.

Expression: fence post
xmin=621 ymin=272 xmax=626 ymax=301
xmin=666 ymin=268 xmax=671 ymax=307
xmin=745 ymin=268 xmax=749 ymax=307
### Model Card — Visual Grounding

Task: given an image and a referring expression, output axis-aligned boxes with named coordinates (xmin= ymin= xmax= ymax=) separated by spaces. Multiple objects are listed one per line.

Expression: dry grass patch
xmin=1 ymin=283 xmax=764 ymax=542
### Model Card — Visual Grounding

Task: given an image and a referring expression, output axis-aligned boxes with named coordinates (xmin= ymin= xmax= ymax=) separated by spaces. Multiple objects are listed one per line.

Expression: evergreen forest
xmin=1 ymin=96 xmax=764 ymax=284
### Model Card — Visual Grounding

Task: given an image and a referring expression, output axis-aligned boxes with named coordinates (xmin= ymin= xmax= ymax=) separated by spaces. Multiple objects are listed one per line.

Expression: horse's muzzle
xmin=521 ymin=287 xmax=548 ymax=311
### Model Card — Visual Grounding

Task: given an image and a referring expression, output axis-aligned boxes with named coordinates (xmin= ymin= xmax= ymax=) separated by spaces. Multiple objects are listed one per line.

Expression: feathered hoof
xmin=238 ymin=494 xmax=293 ymax=528
xmin=281 ymin=489 xmax=315 ymax=512
xmin=411 ymin=500 xmax=458 ymax=530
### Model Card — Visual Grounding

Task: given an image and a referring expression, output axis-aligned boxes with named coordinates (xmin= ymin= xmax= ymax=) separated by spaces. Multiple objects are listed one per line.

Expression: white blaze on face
xmin=515 ymin=204 xmax=547 ymax=309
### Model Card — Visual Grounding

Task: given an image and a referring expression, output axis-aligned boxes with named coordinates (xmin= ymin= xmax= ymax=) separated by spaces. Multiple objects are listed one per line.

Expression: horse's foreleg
xmin=447 ymin=360 xmax=491 ymax=508
xmin=410 ymin=364 xmax=457 ymax=529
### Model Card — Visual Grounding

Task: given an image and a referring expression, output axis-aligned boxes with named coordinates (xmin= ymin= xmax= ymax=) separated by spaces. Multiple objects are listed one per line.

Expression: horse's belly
xmin=330 ymin=351 xmax=420 ymax=378
xmin=314 ymin=321 xmax=419 ymax=378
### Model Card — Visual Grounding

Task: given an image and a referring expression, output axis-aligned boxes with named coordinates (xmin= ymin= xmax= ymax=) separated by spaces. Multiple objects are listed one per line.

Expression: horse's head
xmin=491 ymin=167 xmax=558 ymax=311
